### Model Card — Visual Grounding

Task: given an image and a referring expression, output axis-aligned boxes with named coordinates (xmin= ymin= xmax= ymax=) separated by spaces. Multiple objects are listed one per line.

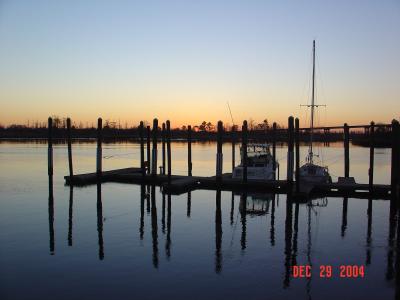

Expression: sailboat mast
xmin=309 ymin=40 xmax=316 ymax=164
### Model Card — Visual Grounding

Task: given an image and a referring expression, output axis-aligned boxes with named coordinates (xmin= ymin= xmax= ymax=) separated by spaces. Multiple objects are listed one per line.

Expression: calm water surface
xmin=0 ymin=141 xmax=398 ymax=299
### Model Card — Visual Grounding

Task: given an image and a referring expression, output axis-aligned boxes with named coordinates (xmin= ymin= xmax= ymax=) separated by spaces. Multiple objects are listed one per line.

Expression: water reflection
xmin=215 ymin=189 xmax=222 ymax=274
xmin=68 ymin=187 xmax=73 ymax=247
xmin=43 ymin=185 xmax=400 ymax=298
xmin=239 ymin=193 xmax=247 ymax=252
xmin=283 ymin=193 xmax=293 ymax=288
xmin=341 ymin=197 xmax=348 ymax=237
xmin=140 ymin=185 xmax=145 ymax=240
xmin=166 ymin=193 xmax=172 ymax=259
xmin=366 ymin=198 xmax=372 ymax=265
xmin=187 ymin=192 xmax=191 ymax=218
xmin=48 ymin=174 xmax=55 ymax=255
xmin=151 ymin=185 xmax=159 ymax=268
xmin=97 ymin=182 xmax=104 ymax=260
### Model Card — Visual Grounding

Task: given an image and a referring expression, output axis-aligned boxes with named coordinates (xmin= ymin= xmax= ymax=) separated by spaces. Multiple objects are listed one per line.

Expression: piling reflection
xmin=283 ymin=193 xmax=293 ymax=288
xmin=270 ymin=195 xmax=276 ymax=246
xmin=166 ymin=193 xmax=172 ymax=259
xmin=239 ymin=193 xmax=247 ymax=252
xmin=140 ymin=185 xmax=145 ymax=240
xmin=97 ymin=182 xmax=104 ymax=260
xmin=48 ymin=174 xmax=55 ymax=255
xmin=291 ymin=202 xmax=299 ymax=266
xmin=68 ymin=186 xmax=73 ymax=246
xmin=187 ymin=192 xmax=191 ymax=218
xmin=230 ymin=193 xmax=234 ymax=226
xmin=386 ymin=201 xmax=397 ymax=281
xmin=341 ymin=197 xmax=348 ymax=237
xmin=162 ymin=192 xmax=166 ymax=234
xmin=150 ymin=185 xmax=159 ymax=268
xmin=366 ymin=198 xmax=372 ymax=265
xmin=215 ymin=189 xmax=222 ymax=274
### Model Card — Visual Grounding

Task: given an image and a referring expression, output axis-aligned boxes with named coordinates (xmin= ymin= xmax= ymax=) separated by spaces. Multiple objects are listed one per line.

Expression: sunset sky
xmin=0 ymin=0 xmax=399 ymax=128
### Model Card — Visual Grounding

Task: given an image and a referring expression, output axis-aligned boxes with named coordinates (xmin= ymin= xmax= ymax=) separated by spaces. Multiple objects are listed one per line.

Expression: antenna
xmin=227 ymin=102 xmax=235 ymax=127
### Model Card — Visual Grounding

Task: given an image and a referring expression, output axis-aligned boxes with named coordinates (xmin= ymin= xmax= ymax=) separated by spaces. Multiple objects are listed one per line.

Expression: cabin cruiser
xmin=232 ymin=143 xmax=278 ymax=180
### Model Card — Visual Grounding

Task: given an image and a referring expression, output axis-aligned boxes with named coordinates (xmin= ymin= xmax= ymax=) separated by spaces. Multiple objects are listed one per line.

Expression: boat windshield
xmin=241 ymin=144 xmax=271 ymax=157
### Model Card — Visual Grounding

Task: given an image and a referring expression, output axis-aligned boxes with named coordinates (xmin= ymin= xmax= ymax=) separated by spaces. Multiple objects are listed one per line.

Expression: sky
xmin=0 ymin=0 xmax=399 ymax=128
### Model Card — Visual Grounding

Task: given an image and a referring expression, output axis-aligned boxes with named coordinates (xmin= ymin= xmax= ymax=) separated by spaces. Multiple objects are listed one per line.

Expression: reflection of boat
xmin=299 ymin=40 xmax=331 ymax=184
xmin=239 ymin=193 xmax=275 ymax=216
xmin=232 ymin=144 xmax=278 ymax=180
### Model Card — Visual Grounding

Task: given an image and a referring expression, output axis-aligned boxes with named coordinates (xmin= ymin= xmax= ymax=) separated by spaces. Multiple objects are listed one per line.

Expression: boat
xmin=298 ymin=40 xmax=332 ymax=184
xmin=232 ymin=143 xmax=278 ymax=180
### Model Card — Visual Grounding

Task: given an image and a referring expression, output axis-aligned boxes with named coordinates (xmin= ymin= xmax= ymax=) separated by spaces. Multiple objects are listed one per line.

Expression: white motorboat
xmin=232 ymin=143 xmax=278 ymax=181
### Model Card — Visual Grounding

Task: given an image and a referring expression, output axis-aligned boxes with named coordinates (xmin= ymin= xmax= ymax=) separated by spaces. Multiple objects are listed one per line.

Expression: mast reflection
xmin=97 ymin=182 xmax=104 ymax=260
xmin=215 ymin=189 xmax=222 ymax=273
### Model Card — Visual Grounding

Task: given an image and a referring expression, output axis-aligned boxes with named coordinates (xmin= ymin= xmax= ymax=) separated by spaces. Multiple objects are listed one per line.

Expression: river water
xmin=0 ymin=141 xmax=398 ymax=299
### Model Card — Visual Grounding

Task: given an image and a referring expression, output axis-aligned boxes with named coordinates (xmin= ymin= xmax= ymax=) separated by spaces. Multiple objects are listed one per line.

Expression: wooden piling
xmin=344 ymin=123 xmax=350 ymax=178
xmin=216 ymin=121 xmax=223 ymax=182
xmin=67 ymin=118 xmax=73 ymax=179
xmin=166 ymin=120 xmax=171 ymax=184
xmin=287 ymin=117 xmax=294 ymax=184
xmin=146 ymin=125 xmax=151 ymax=174
xmin=96 ymin=118 xmax=102 ymax=176
xmin=369 ymin=121 xmax=375 ymax=193
xmin=162 ymin=123 xmax=166 ymax=175
xmin=151 ymin=119 xmax=158 ymax=176
xmin=139 ymin=121 xmax=145 ymax=177
xmin=242 ymin=120 xmax=248 ymax=183
xmin=48 ymin=117 xmax=53 ymax=176
xmin=272 ymin=122 xmax=277 ymax=177
xmin=295 ymin=118 xmax=300 ymax=193
xmin=391 ymin=120 xmax=400 ymax=199
xmin=188 ymin=125 xmax=192 ymax=176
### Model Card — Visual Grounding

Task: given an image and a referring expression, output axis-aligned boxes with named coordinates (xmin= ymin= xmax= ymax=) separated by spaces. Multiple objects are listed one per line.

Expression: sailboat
xmin=298 ymin=40 xmax=332 ymax=184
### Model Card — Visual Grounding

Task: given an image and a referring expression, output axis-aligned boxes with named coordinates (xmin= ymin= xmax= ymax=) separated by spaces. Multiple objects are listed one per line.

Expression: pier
xmin=53 ymin=116 xmax=400 ymax=201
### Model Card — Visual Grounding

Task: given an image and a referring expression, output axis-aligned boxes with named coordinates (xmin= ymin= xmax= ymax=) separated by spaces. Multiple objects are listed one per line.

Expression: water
xmin=0 ymin=141 xmax=398 ymax=299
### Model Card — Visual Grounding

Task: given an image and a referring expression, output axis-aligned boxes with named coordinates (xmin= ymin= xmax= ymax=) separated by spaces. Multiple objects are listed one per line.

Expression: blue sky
xmin=0 ymin=0 xmax=399 ymax=127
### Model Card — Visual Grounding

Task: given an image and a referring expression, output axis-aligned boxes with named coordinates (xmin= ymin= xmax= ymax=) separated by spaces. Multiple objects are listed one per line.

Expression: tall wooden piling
xmin=369 ymin=121 xmax=375 ymax=192
xmin=48 ymin=117 xmax=53 ymax=176
xmin=287 ymin=117 xmax=294 ymax=184
xmin=242 ymin=120 xmax=248 ymax=183
xmin=188 ymin=125 xmax=192 ymax=176
xmin=151 ymin=119 xmax=158 ymax=176
xmin=272 ymin=122 xmax=277 ymax=178
xmin=139 ymin=121 xmax=145 ymax=177
xmin=146 ymin=125 xmax=151 ymax=174
xmin=344 ymin=123 xmax=350 ymax=178
xmin=216 ymin=121 xmax=223 ymax=182
xmin=67 ymin=118 xmax=73 ymax=179
xmin=96 ymin=118 xmax=102 ymax=176
xmin=166 ymin=120 xmax=172 ymax=184
xmin=162 ymin=123 xmax=166 ymax=175
xmin=295 ymin=118 xmax=300 ymax=193
xmin=391 ymin=120 xmax=400 ymax=199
